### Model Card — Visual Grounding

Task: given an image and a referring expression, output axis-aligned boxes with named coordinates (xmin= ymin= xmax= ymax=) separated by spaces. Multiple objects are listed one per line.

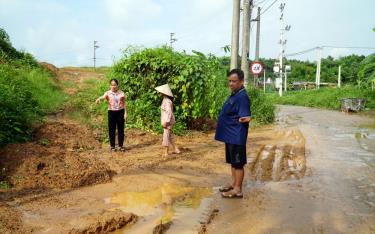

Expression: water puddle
xmin=107 ymin=183 xmax=213 ymax=233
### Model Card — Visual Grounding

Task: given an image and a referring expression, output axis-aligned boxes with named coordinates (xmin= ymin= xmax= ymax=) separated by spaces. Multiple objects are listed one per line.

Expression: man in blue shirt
xmin=215 ymin=69 xmax=251 ymax=198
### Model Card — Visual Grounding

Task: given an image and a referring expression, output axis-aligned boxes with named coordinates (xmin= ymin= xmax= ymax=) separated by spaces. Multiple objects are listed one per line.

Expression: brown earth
xmin=0 ymin=118 xmax=114 ymax=194
xmin=0 ymin=67 xmax=311 ymax=233
xmin=40 ymin=62 xmax=59 ymax=77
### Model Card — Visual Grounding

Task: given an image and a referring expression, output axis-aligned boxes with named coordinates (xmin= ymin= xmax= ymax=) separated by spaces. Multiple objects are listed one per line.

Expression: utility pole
xmin=315 ymin=47 xmax=322 ymax=89
xmin=252 ymin=6 xmax=261 ymax=86
xmin=284 ymin=71 xmax=288 ymax=92
xmin=170 ymin=33 xmax=177 ymax=48
xmin=263 ymin=69 xmax=266 ymax=93
xmin=338 ymin=65 xmax=341 ymax=88
xmin=254 ymin=7 xmax=261 ymax=61
xmin=93 ymin=40 xmax=99 ymax=69
xmin=277 ymin=3 xmax=290 ymax=95
xmin=230 ymin=0 xmax=241 ymax=69
xmin=241 ymin=0 xmax=253 ymax=87
xmin=278 ymin=3 xmax=285 ymax=96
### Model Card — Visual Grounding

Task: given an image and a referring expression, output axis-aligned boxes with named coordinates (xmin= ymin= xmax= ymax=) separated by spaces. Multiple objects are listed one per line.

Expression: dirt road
xmin=206 ymin=105 xmax=375 ymax=234
xmin=1 ymin=67 xmax=374 ymax=233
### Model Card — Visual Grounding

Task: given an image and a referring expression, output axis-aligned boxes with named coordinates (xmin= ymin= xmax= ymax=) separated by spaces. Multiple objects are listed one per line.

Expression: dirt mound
xmin=34 ymin=120 xmax=101 ymax=150
xmin=247 ymin=128 xmax=306 ymax=181
xmin=0 ymin=120 xmax=115 ymax=193
xmin=68 ymin=209 xmax=137 ymax=234
xmin=39 ymin=62 xmax=59 ymax=77
xmin=0 ymin=202 xmax=30 ymax=233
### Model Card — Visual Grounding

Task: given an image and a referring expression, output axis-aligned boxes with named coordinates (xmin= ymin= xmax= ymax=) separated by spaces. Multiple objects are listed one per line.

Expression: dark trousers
xmin=108 ymin=109 xmax=125 ymax=148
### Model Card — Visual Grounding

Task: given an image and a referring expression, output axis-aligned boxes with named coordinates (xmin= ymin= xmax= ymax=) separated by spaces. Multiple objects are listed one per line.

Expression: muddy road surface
xmin=1 ymin=66 xmax=374 ymax=234
xmin=206 ymin=105 xmax=375 ymax=234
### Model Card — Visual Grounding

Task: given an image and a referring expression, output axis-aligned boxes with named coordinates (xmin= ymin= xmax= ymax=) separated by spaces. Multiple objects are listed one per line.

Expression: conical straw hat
xmin=155 ymin=84 xmax=173 ymax=97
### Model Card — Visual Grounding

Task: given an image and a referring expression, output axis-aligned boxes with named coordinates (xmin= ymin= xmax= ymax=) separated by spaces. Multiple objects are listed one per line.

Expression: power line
xmin=285 ymin=47 xmax=319 ymax=57
xmin=259 ymin=0 xmax=278 ymax=16
xmin=254 ymin=0 xmax=268 ymax=6
xmin=322 ymin=45 xmax=375 ymax=50
xmin=285 ymin=45 xmax=375 ymax=57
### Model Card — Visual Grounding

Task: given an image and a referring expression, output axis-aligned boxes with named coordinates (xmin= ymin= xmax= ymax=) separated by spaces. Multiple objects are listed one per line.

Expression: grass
xmin=25 ymin=68 xmax=67 ymax=112
xmin=61 ymin=66 xmax=110 ymax=73
xmin=64 ymin=77 xmax=107 ymax=138
xmin=0 ymin=64 xmax=66 ymax=145
xmin=268 ymin=86 xmax=375 ymax=110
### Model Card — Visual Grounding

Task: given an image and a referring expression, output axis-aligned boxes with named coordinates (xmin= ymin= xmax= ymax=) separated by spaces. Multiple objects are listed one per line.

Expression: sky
xmin=0 ymin=0 xmax=374 ymax=67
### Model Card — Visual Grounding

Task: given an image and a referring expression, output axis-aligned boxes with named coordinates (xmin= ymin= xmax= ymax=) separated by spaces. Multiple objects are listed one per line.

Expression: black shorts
xmin=225 ymin=143 xmax=247 ymax=169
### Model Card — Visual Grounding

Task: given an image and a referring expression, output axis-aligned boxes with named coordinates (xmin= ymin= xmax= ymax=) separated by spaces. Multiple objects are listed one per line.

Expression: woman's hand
xmin=124 ymin=111 xmax=127 ymax=120
xmin=239 ymin=117 xmax=251 ymax=123
xmin=95 ymin=98 xmax=100 ymax=104
xmin=162 ymin=122 xmax=169 ymax=128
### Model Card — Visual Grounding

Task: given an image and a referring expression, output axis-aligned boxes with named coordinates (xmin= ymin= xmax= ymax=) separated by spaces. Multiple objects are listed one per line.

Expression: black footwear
xmin=219 ymin=186 xmax=234 ymax=192
xmin=119 ymin=146 xmax=125 ymax=152
xmin=221 ymin=191 xmax=243 ymax=199
xmin=110 ymin=147 xmax=116 ymax=152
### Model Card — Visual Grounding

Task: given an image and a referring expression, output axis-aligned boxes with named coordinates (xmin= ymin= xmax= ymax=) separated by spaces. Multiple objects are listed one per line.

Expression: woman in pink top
xmin=96 ymin=79 xmax=127 ymax=152
xmin=155 ymin=84 xmax=180 ymax=156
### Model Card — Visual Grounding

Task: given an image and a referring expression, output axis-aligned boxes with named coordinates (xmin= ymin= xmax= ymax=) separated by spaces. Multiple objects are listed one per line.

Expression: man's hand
xmin=239 ymin=117 xmax=251 ymax=123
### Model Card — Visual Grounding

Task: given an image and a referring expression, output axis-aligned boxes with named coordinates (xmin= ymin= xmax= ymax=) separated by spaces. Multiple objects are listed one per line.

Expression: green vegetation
xmin=257 ymin=53 xmax=375 ymax=111
xmin=0 ymin=28 xmax=65 ymax=146
xmin=105 ymin=46 xmax=275 ymax=134
xmin=108 ymin=46 xmax=227 ymax=133
xmin=248 ymin=88 xmax=275 ymax=125
xmin=256 ymin=54 xmax=371 ymax=86
xmin=65 ymin=78 xmax=107 ymax=129
xmin=268 ymin=86 xmax=375 ymax=110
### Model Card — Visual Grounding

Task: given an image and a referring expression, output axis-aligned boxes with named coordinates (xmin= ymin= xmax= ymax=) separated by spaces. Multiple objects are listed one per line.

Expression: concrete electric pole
xmin=338 ymin=65 xmax=341 ymax=88
xmin=230 ymin=0 xmax=241 ymax=70
xmin=170 ymin=33 xmax=177 ymax=48
xmin=241 ymin=0 xmax=253 ymax=87
xmin=315 ymin=47 xmax=322 ymax=89
xmin=93 ymin=40 xmax=99 ymax=69
xmin=253 ymin=6 xmax=261 ymax=86
xmin=277 ymin=3 xmax=291 ymax=95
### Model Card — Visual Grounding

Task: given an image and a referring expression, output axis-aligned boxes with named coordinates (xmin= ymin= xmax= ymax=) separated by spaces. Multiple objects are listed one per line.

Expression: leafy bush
xmin=247 ymin=88 xmax=275 ymax=125
xmin=104 ymin=46 xmax=275 ymax=133
xmin=357 ymin=53 xmax=375 ymax=88
xmin=0 ymin=28 xmax=39 ymax=67
xmin=108 ymin=46 xmax=228 ymax=133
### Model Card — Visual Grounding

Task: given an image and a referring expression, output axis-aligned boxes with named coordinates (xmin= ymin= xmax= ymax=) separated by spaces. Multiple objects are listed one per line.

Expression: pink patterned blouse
xmin=161 ymin=97 xmax=175 ymax=129
xmin=103 ymin=90 xmax=125 ymax=111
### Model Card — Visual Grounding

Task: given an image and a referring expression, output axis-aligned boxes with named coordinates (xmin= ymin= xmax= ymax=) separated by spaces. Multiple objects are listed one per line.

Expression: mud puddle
xmin=108 ymin=183 xmax=214 ymax=233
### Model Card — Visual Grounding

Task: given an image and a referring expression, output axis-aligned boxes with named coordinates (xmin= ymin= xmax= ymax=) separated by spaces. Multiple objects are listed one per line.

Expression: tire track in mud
xmin=248 ymin=128 xmax=306 ymax=182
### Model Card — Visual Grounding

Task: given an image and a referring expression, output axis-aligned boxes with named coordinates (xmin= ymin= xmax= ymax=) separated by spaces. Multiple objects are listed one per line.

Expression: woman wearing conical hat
xmin=155 ymin=84 xmax=180 ymax=157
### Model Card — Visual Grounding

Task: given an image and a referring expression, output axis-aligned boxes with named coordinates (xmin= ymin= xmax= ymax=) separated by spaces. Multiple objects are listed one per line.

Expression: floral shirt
xmin=103 ymin=90 xmax=125 ymax=111
xmin=161 ymin=97 xmax=175 ymax=129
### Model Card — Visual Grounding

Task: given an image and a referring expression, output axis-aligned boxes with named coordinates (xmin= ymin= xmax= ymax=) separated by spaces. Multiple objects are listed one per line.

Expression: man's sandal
xmin=221 ymin=191 xmax=243 ymax=199
xmin=219 ymin=186 xmax=234 ymax=192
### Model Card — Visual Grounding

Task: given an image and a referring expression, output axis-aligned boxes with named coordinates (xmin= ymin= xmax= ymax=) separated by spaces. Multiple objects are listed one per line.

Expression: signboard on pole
xmin=275 ymin=78 xmax=282 ymax=89
xmin=250 ymin=61 xmax=264 ymax=75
